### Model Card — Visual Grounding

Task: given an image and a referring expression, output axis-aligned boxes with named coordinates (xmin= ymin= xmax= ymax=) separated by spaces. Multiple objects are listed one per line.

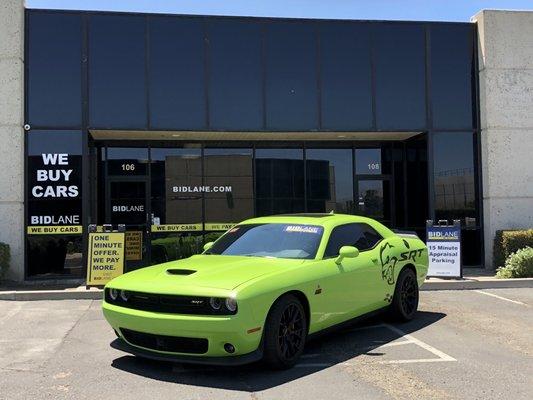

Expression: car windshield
xmin=206 ymin=223 xmax=324 ymax=259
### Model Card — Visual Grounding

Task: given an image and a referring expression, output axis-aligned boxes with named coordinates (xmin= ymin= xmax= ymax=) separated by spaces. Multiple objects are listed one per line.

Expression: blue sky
xmin=26 ymin=0 xmax=533 ymax=22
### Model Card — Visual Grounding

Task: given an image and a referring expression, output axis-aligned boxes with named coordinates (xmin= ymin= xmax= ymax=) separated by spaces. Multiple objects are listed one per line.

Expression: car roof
xmin=239 ymin=213 xmax=394 ymax=237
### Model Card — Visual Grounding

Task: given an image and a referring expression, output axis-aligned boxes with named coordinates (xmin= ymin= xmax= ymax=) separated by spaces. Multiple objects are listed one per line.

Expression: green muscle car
xmin=103 ymin=213 xmax=428 ymax=369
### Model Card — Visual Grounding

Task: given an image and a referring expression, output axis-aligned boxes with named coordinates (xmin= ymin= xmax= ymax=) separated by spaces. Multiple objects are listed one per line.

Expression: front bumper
xmin=102 ymin=300 xmax=263 ymax=360
xmin=110 ymin=338 xmax=263 ymax=366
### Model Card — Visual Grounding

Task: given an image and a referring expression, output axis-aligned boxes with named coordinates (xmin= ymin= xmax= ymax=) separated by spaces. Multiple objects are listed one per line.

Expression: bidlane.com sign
xmin=426 ymin=223 xmax=461 ymax=278
xmin=86 ymin=232 xmax=125 ymax=285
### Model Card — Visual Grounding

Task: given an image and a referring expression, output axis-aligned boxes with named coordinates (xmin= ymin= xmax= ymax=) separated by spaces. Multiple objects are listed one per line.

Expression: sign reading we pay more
xmin=86 ymin=232 xmax=125 ymax=285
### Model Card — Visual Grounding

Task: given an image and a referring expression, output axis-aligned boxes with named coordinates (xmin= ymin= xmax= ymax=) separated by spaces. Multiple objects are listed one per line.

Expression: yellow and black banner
xmin=151 ymin=224 xmax=202 ymax=232
xmin=27 ymin=225 xmax=83 ymax=235
xmin=86 ymin=232 xmax=125 ymax=286
xmin=204 ymin=223 xmax=236 ymax=231
xmin=125 ymin=231 xmax=143 ymax=261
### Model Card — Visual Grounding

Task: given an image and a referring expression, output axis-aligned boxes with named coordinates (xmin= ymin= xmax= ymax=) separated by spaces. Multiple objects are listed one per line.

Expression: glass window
xmin=208 ymin=21 xmax=263 ymax=130
xmin=374 ymin=24 xmax=426 ymax=130
xmin=106 ymin=148 xmax=149 ymax=176
xmin=324 ymin=223 xmax=381 ymax=257
xmin=27 ymin=12 xmax=82 ymax=127
xmin=204 ymin=148 xmax=254 ymax=226
xmin=306 ymin=148 xmax=353 ymax=213
xmin=319 ymin=23 xmax=373 ymax=130
xmin=26 ymin=130 xmax=83 ymax=278
xmin=433 ymin=132 xmax=476 ymax=224
xmin=255 ymin=148 xmax=305 ymax=215
xmin=208 ymin=223 xmax=324 ymax=259
xmin=355 ymin=149 xmax=382 ymax=175
xmin=149 ymin=17 xmax=206 ymax=129
xmin=430 ymin=25 xmax=475 ymax=130
xmin=150 ymin=147 xmax=202 ymax=225
xmin=265 ymin=22 xmax=318 ymax=130
xmin=89 ymin=15 xmax=147 ymax=128
xmin=27 ymin=235 xmax=83 ymax=277
xmin=406 ymin=135 xmax=428 ymax=228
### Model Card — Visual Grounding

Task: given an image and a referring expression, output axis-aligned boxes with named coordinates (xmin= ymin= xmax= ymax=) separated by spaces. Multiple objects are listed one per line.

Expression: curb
xmin=421 ymin=278 xmax=533 ymax=291
xmin=1 ymin=279 xmax=532 ymax=300
xmin=0 ymin=289 xmax=103 ymax=301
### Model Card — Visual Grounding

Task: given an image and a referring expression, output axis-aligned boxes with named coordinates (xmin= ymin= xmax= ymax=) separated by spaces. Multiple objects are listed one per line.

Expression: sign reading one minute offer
xmin=86 ymin=232 xmax=125 ymax=285
xmin=426 ymin=224 xmax=461 ymax=278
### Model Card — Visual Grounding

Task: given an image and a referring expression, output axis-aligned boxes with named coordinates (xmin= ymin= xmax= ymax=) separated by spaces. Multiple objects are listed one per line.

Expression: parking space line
xmin=382 ymin=324 xmax=456 ymax=362
xmin=473 ymin=290 xmax=528 ymax=306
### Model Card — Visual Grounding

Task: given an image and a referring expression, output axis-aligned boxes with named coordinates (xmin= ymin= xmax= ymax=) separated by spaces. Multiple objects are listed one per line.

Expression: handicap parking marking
xmin=296 ymin=323 xmax=456 ymax=368
xmin=473 ymin=290 xmax=528 ymax=306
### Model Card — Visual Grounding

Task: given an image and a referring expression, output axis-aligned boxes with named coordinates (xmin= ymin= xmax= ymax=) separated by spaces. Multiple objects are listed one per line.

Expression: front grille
xmin=105 ymin=289 xmax=236 ymax=315
xmin=121 ymin=328 xmax=208 ymax=354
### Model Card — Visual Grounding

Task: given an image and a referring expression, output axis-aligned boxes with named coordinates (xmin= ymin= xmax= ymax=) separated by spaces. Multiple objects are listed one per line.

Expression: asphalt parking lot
xmin=1 ymin=288 xmax=532 ymax=400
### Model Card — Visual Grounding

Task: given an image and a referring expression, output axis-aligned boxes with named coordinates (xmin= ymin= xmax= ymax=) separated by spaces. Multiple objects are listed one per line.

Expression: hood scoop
xmin=166 ymin=269 xmax=196 ymax=276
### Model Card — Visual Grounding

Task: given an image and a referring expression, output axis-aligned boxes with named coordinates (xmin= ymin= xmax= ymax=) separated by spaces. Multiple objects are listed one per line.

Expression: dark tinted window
xmin=265 ymin=22 xmax=318 ymax=130
xmin=430 ymin=25 xmax=475 ymax=130
xmin=27 ymin=13 xmax=82 ymax=127
xmin=150 ymin=147 xmax=202 ymax=224
xmin=89 ymin=15 xmax=146 ymax=128
xmin=306 ymin=148 xmax=353 ymax=213
xmin=106 ymin=147 xmax=149 ymax=176
xmin=433 ymin=132 xmax=476 ymax=224
xmin=149 ymin=17 xmax=206 ymax=129
xmin=319 ymin=23 xmax=373 ymax=130
xmin=255 ymin=148 xmax=304 ymax=215
xmin=374 ymin=24 xmax=426 ymax=130
xmin=208 ymin=21 xmax=263 ymax=130
xmin=204 ymin=148 xmax=254 ymax=225
xmin=324 ymin=223 xmax=382 ymax=257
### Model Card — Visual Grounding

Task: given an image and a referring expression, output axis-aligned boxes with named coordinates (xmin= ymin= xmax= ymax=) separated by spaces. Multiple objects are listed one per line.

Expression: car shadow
xmin=111 ymin=310 xmax=446 ymax=392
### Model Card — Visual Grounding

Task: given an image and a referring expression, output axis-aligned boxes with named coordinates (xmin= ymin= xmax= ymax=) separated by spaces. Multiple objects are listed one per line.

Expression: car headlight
xmin=120 ymin=290 xmax=130 ymax=302
xmin=209 ymin=297 xmax=222 ymax=310
xmin=109 ymin=288 xmax=118 ymax=300
xmin=225 ymin=297 xmax=238 ymax=313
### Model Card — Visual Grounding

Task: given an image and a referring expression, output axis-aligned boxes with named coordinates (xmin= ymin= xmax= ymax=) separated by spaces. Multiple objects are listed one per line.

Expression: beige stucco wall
xmin=0 ymin=0 xmax=24 ymax=281
xmin=471 ymin=10 xmax=533 ymax=268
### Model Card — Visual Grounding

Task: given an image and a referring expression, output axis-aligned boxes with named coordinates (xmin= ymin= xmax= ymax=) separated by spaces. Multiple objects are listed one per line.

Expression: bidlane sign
xmin=426 ymin=221 xmax=462 ymax=278
xmin=86 ymin=232 xmax=125 ymax=285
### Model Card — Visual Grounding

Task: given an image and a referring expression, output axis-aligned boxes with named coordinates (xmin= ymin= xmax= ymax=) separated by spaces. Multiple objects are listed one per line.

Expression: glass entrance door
xmin=106 ymin=178 xmax=150 ymax=271
xmin=355 ymin=178 xmax=393 ymax=225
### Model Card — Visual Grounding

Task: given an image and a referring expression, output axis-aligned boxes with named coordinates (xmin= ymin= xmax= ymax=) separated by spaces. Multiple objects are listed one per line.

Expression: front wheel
xmin=263 ymin=294 xmax=307 ymax=369
xmin=389 ymin=268 xmax=419 ymax=321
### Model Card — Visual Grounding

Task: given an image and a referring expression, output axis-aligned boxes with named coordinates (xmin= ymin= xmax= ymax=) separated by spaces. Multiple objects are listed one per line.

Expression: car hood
xmin=107 ymin=254 xmax=305 ymax=293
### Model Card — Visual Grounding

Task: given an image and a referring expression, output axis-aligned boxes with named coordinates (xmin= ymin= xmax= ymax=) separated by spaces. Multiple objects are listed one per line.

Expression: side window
xmin=361 ymin=224 xmax=383 ymax=249
xmin=324 ymin=224 xmax=363 ymax=257
xmin=324 ymin=223 xmax=383 ymax=258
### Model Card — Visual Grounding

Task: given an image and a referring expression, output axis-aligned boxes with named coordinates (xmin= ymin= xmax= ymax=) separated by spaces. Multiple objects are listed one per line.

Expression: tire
xmin=263 ymin=294 xmax=307 ymax=369
xmin=389 ymin=268 xmax=419 ymax=322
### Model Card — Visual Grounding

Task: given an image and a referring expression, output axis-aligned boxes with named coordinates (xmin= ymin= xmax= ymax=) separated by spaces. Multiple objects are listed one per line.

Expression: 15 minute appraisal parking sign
xmin=426 ymin=220 xmax=462 ymax=278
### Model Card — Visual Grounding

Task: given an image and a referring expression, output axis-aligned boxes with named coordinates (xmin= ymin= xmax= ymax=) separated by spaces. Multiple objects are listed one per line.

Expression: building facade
xmin=0 ymin=1 xmax=532 ymax=282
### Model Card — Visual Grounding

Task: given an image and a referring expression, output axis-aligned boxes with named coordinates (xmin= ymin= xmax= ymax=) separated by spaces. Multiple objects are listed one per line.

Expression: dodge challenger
xmin=103 ymin=213 xmax=428 ymax=369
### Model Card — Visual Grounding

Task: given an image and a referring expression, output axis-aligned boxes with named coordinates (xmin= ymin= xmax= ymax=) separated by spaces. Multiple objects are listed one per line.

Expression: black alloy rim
xmin=400 ymin=274 xmax=418 ymax=315
xmin=278 ymin=303 xmax=304 ymax=359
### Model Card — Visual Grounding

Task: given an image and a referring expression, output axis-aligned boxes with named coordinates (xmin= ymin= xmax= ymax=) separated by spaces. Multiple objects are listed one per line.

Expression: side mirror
xmin=335 ymin=245 xmax=359 ymax=265
xmin=203 ymin=241 xmax=214 ymax=252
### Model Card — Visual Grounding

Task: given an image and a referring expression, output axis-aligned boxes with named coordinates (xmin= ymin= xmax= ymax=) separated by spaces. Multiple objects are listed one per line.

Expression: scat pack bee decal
xmin=379 ymin=239 xmax=425 ymax=285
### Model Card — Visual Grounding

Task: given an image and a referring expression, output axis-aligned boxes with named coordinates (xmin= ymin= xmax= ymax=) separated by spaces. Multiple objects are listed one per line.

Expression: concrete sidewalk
xmin=1 ymin=270 xmax=532 ymax=300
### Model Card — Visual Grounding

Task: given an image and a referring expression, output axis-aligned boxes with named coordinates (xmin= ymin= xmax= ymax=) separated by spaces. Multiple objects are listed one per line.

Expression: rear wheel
xmin=263 ymin=294 xmax=307 ymax=369
xmin=390 ymin=268 xmax=419 ymax=321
